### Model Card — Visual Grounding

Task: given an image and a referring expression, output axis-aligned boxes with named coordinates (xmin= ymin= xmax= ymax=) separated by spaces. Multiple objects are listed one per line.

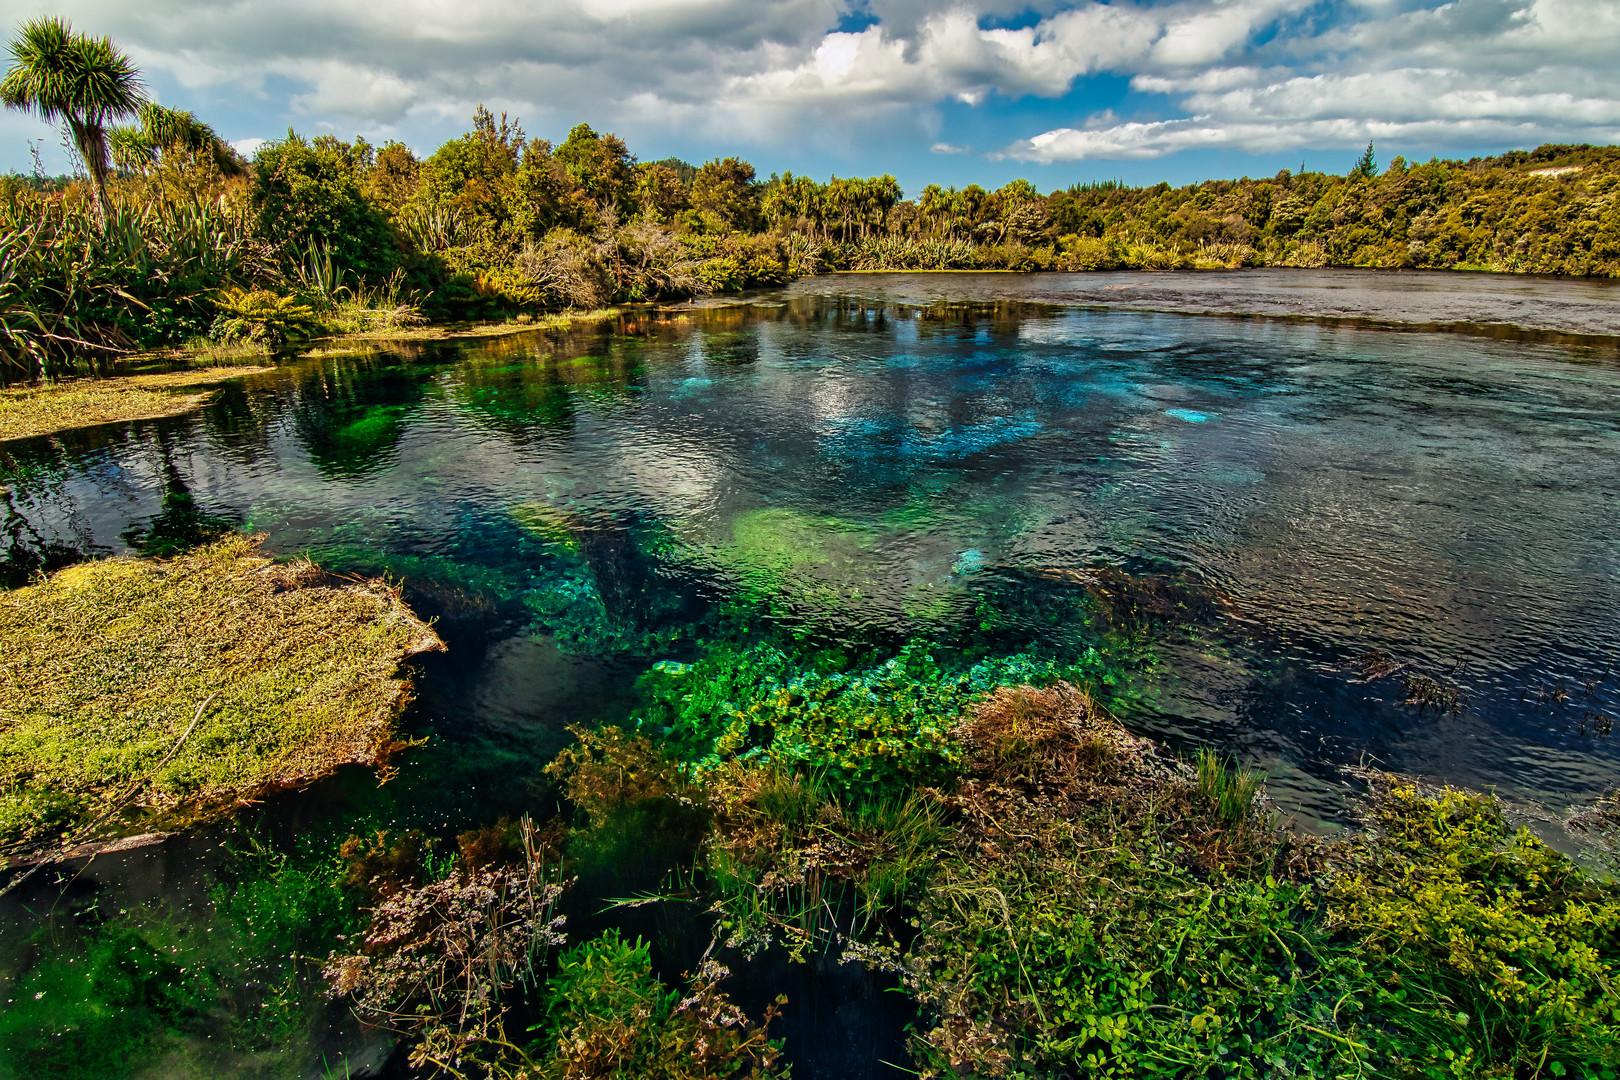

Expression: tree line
xmin=3 ymin=16 xmax=1619 ymax=383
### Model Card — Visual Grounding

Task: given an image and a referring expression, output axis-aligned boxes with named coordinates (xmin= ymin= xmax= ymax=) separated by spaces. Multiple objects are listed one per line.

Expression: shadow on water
xmin=120 ymin=429 xmax=240 ymax=556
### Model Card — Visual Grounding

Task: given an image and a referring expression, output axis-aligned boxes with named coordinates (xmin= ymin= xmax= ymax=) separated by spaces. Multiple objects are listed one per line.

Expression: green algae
xmin=0 ymin=828 xmax=368 ymax=1080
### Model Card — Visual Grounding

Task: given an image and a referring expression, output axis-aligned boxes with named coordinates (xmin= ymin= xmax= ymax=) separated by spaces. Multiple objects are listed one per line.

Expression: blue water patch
xmin=952 ymin=549 xmax=986 ymax=575
xmin=819 ymin=414 xmax=1044 ymax=466
xmin=930 ymin=417 xmax=1044 ymax=458
xmin=1165 ymin=408 xmax=1212 ymax=423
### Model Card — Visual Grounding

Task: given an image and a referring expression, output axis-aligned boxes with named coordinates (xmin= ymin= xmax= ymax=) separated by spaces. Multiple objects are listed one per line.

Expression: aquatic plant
xmin=325 ymin=815 xmax=569 ymax=1076
xmin=700 ymin=761 xmax=946 ymax=957
xmin=636 ymin=641 xmax=1094 ymax=796
xmin=531 ymin=930 xmax=787 ymax=1079
xmin=900 ymin=687 xmax=1620 ymax=1078
xmin=0 ymin=825 xmax=368 ymax=1080
xmin=0 ymin=534 xmax=442 ymax=856
xmin=0 ymin=917 xmax=217 ymax=1080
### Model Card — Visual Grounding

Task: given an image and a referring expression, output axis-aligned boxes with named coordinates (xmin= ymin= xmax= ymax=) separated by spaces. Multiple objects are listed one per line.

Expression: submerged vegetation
xmin=0 ymin=534 xmax=441 ymax=857
xmin=310 ymin=622 xmax=1620 ymax=1078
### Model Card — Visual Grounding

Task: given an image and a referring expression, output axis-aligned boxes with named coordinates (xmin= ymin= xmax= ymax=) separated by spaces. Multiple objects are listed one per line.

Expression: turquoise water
xmin=2 ymin=288 xmax=1619 ymax=1074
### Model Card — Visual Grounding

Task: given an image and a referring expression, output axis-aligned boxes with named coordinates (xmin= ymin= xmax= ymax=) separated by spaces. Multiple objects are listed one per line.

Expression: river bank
xmin=0 ymin=535 xmax=442 ymax=866
xmin=0 ymin=309 xmax=623 ymax=443
xmin=798 ymin=267 xmax=1620 ymax=341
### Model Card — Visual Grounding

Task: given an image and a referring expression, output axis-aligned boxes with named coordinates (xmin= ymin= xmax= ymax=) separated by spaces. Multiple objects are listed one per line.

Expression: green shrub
xmin=1329 ymin=784 xmax=1620 ymax=1075
xmin=211 ymin=286 xmax=318 ymax=345
xmin=249 ymin=132 xmax=398 ymax=282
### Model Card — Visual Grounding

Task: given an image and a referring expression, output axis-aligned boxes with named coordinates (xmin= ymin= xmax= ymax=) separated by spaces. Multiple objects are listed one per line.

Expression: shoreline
xmin=7 ymin=271 xmax=1614 ymax=448
xmin=788 ymin=266 xmax=1620 ymax=343
xmin=0 ymin=309 xmax=626 ymax=443
xmin=0 ymin=365 xmax=277 ymax=444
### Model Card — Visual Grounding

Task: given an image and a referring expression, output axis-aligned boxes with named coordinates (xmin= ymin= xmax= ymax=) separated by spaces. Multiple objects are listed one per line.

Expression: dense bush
xmin=0 ymin=184 xmax=277 ymax=381
xmin=249 ymin=132 xmax=398 ymax=281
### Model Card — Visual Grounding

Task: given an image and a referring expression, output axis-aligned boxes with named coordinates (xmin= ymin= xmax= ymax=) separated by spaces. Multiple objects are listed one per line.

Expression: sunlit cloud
xmin=4 ymin=0 xmax=1617 ymax=173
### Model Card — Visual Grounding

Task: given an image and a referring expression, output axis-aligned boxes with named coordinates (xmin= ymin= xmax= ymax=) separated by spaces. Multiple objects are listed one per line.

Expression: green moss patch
xmin=0 ymin=367 xmax=274 ymax=444
xmin=0 ymin=535 xmax=442 ymax=857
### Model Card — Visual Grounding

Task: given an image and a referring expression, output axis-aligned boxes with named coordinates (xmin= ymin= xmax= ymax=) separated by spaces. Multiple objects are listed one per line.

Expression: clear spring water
xmin=2 ymin=278 xmax=1618 ymax=1075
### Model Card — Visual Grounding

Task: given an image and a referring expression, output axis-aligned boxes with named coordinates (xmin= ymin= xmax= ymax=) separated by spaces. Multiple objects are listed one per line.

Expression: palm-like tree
xmin=110 ymin=102 xmax=244 ymax=178
xmin=1 ymin=16 xmax=145 ymax=228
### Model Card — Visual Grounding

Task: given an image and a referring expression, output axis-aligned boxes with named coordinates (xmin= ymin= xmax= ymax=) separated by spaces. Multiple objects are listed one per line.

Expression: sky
xmin=3 ymin=0 xmax=1618 ymax=195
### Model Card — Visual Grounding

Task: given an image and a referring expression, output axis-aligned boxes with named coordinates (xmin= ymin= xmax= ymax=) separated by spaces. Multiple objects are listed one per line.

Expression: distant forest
xmin=6 ymin=16 xmax=1620 ymax=381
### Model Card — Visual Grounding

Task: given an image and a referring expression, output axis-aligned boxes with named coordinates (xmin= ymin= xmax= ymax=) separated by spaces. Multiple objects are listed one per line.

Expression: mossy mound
xmin=0 ymin=535 xmax=443 ymax=857
xmin=0 ymin=366 xmax=273 ymax=443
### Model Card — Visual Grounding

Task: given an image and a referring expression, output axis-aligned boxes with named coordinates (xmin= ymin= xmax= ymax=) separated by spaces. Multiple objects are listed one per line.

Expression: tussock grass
xmin=1194 ymin=746 xmax=1264 ymax=826
xmin=0 ymin=366 xmax=272 ymax=443
xmin=0 ymin=535 xmax=442 ymax=856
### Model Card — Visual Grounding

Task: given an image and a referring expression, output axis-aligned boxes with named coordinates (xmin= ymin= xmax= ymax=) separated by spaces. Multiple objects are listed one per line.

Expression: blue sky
xmin=4 ymin=0 xmax=1617 ymax=194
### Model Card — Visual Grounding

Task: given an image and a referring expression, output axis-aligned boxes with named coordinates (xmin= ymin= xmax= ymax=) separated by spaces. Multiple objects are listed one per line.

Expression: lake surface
xmin=2 ymin=272 xmax=1618 ymax=1075
xmin=807 ymin=268 xmax=1620 ymax=340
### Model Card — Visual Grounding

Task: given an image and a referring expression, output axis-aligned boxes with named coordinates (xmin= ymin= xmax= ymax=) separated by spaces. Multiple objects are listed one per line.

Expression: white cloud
xmin=1008 ymin=0 xmax=1620 ymax=161
xmin=9 ymin=0 xmax=1620 ymax=166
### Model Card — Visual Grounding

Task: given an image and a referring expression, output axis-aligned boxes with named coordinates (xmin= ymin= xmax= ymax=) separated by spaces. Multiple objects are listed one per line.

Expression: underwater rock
xmin=1009 ymin=562 xmax=1234 ymax=629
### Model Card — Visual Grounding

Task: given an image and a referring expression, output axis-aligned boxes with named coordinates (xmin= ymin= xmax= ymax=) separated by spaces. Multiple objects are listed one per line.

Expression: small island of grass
xmin=0 ymin=534 xmax=442 ymax=861
xmin=0 ymin=364 xmax=273 ymax=443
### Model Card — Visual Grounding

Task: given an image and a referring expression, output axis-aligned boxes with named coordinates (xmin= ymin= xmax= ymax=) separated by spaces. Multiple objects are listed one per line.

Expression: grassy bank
xmin=0 ymin=308 xmax=622 ymax=442
xmin=0 ymin=364 xmax=273 ymax=443
xmin=308 ymin=306 xmax=622 ymax=345
xmin=0 ymin=535 xmax=442 ymax=859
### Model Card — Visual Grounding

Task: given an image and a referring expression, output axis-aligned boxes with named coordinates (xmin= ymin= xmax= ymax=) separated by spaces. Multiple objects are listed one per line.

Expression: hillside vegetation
xmin=4 ymin=17 xmax=1618 ymax=386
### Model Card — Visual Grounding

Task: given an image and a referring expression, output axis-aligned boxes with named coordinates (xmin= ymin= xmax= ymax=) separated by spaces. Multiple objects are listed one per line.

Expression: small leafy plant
xmin=211 ymin=286 xmax=317 ymax=346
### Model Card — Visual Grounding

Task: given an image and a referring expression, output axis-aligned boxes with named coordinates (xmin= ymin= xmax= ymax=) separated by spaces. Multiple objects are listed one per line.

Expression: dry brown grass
xmin=959 ymin=682 xmax=1150 ymax=789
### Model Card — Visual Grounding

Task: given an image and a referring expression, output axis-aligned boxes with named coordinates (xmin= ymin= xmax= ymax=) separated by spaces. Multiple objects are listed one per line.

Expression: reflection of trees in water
xmin=190 ymin=377 xmax=281 ymax=468
xmin=120 ymin=429 xmax=237 ymax=556
xmin=0 ymin=447 xmax=99 ymax=587
xmin=0 ymin=484 xmax=85 ymax=587
xmin=451 ymin=337 xmax=653 ymax=444
xmin=291 ymin=355 xmax=442 ymax=480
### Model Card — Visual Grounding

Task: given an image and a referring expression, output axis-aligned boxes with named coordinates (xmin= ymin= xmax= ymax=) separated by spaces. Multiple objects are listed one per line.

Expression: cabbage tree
xmin=109 ymin=102 xmax=244 ymax=179
xmin=0 ymin=16 xmax=145 ymax=227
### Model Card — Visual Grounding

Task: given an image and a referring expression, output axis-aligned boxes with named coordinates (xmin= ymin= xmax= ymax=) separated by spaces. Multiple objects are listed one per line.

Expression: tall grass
xmin=1194 ymin=748 xmax=1263 ymax=826
xmin=0 ymin=189 xmax=278 ymax=384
